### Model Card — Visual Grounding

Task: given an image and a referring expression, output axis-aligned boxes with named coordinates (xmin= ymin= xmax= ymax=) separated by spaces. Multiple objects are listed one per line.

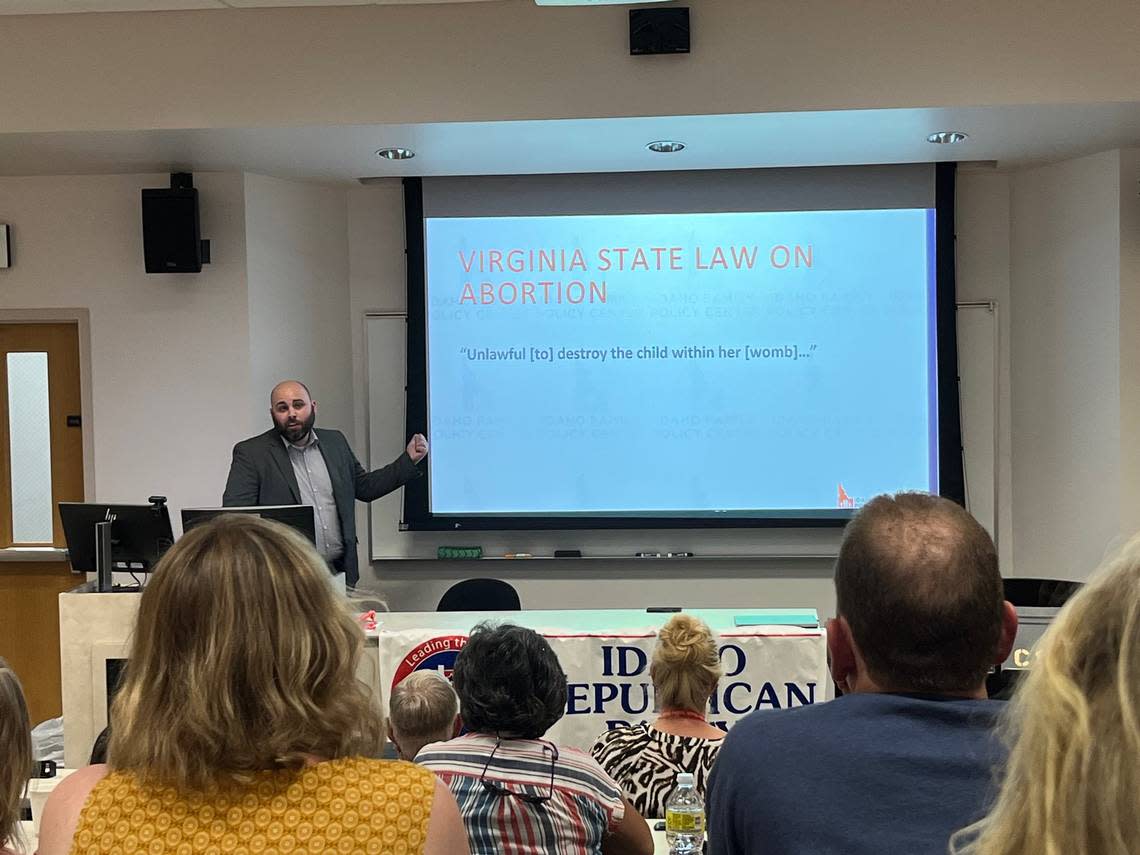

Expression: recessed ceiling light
xmin=647 ymin=140 xmax=685 ymax=153
xmin=926 ymin=131 xmax=968 ymax=145
xmin=376 ymin=147 xmax=415 ymax=160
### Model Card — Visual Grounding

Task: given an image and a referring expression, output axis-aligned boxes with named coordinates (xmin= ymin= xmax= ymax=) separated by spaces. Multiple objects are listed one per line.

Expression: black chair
xmin=437 ymin=578 xmax=521 ymax=611
xmin=1003 ymin=577 xmax=1081 ymax=608
xmin=987 ymin=577 xmax=1082 ymax=698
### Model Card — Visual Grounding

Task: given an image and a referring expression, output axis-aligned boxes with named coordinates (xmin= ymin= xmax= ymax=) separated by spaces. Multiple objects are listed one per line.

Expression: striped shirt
xmin=417 ymin=733 xmax=626 ymax=855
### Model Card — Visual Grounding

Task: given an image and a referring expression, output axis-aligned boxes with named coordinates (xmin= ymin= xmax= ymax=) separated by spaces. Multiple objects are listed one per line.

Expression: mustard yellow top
xmin=70 ymin=757 xmax=435 ymax=855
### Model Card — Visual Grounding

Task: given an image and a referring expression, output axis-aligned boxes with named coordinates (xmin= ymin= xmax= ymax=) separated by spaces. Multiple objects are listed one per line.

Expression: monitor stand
xmin=95 ymin=520 xmax=113 ymax=593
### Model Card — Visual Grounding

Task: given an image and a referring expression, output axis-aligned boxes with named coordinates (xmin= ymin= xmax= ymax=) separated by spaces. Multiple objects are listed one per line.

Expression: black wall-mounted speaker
xmin=141 ymin=185 xmax=203 ymax=273
xmin=630 ymin=7 xmax=690 ymax=56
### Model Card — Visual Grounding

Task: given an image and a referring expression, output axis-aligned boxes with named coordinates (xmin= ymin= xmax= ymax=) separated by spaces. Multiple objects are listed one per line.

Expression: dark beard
xmin=275 ymin=410 xmax=316 ymax=444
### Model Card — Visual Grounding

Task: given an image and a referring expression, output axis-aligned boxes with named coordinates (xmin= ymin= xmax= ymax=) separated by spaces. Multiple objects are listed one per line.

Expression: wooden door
xmin=0 ymin=322 xmax=85 ymax=725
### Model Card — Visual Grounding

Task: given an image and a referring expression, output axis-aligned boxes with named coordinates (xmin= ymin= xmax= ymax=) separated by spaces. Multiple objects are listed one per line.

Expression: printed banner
xmin=376 ymin=624 xmax=829 ymax=751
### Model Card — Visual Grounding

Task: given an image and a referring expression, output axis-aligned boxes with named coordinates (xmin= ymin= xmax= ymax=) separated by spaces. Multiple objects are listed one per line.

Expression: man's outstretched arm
xmin=353 ymin=434 xmax=427 ymax=501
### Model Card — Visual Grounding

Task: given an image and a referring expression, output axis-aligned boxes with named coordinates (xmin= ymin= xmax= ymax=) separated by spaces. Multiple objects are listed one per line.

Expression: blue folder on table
xmin=733 ymin=609 xmax=819 ymax=628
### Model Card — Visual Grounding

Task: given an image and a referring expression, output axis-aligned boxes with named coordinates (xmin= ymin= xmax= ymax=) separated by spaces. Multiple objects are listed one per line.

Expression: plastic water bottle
xmin=665 ymin=772 xmax=705 ymax=854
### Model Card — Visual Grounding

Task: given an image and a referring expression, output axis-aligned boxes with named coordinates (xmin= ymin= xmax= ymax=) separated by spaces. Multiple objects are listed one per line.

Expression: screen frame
xmin=401 ymin=165 xmax=964 ymax=531
xmin=181 ymin=505 xmax=318 ymax=545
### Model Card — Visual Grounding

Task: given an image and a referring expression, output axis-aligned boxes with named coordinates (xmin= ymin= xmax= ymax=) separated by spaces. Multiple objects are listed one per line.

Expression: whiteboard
xmin=367 ymin=306 xmax=998 ymax=559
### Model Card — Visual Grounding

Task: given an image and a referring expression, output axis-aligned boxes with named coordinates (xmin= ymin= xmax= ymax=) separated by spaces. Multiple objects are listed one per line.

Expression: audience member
xmin=590 ymin=613 xmax=724 ymax=817
xmin=417 ymin=622 xmax=653 ymax=855
xmin=706 ymin=492 xmax=1018 ymax=855
xmin=951 ymin=533 xmax=1140 ymax=855
xmin=0 ymin=658 xmax=32 ymax=855
xmin=37 ymin=514 xmax=468 ymax=855
xmin=389 ymin=671 xmax=461 ymax=762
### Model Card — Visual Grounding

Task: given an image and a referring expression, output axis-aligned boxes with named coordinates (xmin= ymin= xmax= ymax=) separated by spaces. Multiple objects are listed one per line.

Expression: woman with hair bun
xmin=590 ymin=613 xmax=725 ymax=818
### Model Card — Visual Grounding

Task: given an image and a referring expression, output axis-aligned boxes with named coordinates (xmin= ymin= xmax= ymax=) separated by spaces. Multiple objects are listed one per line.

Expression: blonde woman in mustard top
xmin=38 ymin=514 xmax=468 ymax=855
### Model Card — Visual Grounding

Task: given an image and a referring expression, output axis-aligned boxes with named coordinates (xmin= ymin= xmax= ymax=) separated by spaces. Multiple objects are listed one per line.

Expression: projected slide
xmin=423 ymin=209 xmax=937 ymax=516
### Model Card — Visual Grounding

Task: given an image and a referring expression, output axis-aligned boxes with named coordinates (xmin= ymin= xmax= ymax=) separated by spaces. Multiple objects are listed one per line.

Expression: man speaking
xmin=222 ymin=379 xmax=428 ymax=586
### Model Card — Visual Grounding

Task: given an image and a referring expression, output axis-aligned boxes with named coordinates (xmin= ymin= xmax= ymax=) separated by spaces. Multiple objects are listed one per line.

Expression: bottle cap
xmin=677 ymin=772 xmax=695 ymax=786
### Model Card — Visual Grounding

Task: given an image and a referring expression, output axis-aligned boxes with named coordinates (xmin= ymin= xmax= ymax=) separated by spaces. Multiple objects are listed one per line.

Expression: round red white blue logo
xmin=390 ymin=635 xmax=468 ymax=690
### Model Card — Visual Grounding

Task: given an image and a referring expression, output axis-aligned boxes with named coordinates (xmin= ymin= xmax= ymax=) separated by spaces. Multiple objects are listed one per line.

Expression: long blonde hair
xmin=951 ymin=535 xmax=1140 ymax=855
xmin=109 ymin=514 xmax=383 ymax=790
xmin=0 ymin=658 xmax=32 ymax=852
xmin=651 ymin=614 xmax=722 ymax=712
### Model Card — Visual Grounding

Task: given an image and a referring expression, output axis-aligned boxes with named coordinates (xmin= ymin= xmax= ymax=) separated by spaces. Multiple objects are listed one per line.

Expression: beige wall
xmin=1118 ymin=149 xmax=1140 ymax=538
xmin=0 ymin=172 xmax=252 ymax=513
xmin=346 ymin=181 xmax=405 ymax=576
xmin=3 ymin=0 xmax=1140 ymax=134
xmin=956 ymin=169 xmax=1013 ymax=574
xmin=348 ymin=181 xmax=405 ymax=452
xmin=244 ymin=172 xmax=353 ymax=434
xmin=0 ymin=170 xmax=360 ymax=526
xmin=1010 ymin=150 xmax=1123 ymax=580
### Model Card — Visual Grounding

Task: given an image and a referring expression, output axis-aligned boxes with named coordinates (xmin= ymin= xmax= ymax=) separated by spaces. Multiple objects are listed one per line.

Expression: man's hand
xmin=407 ymin=433 xmax=429 ymax=463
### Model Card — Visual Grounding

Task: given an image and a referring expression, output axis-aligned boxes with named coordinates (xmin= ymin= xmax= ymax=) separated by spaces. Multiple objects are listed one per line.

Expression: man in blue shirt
xmin=706 ymin=492 xmax=1018 ymax=855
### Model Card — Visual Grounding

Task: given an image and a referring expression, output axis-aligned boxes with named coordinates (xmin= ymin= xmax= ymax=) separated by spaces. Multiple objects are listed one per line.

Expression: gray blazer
xmin=221 ymin=427 xmax=420 ymax=585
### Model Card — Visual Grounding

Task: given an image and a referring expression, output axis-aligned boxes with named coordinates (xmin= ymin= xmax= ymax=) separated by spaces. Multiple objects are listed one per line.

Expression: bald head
xmin=270 ymin=380 xmax=312 ymax=405
xmin=835 ymin=492 xmax=1003 ymax=694
xmin=269 ymin=380 xmax=316 ymax=444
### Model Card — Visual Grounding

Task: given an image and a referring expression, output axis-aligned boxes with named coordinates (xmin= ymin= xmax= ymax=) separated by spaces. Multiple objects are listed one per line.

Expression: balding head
xmin=834 ymin=492 xmax=1005 ymax=694
xmin=269 ymin=380 xmax=316 ymax=445
xmin=270 ymin=380 xmax=312 ymax=406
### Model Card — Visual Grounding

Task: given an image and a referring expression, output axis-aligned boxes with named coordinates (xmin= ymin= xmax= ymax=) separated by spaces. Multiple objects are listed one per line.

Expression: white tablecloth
xmin=370 ymin=608 xmax=830 ymax=750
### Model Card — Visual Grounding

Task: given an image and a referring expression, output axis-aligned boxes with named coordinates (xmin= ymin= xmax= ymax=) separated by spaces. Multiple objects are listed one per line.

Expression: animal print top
xmin=589 ymin=722 xmax=724 ymax=819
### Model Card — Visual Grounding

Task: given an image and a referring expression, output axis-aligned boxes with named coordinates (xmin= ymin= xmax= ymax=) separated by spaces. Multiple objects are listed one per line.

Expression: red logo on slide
xmin=390 ymin=635 xmax=468 ymax=691
xmin=837 ymin=483 xmax=855 ymax=509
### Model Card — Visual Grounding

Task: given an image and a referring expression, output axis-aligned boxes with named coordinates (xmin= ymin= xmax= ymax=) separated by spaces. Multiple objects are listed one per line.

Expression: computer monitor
xmin=181 ymin=505 xmax=317 ymax=545
xmin=59 ymin=502 xmax=175 ymax=575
